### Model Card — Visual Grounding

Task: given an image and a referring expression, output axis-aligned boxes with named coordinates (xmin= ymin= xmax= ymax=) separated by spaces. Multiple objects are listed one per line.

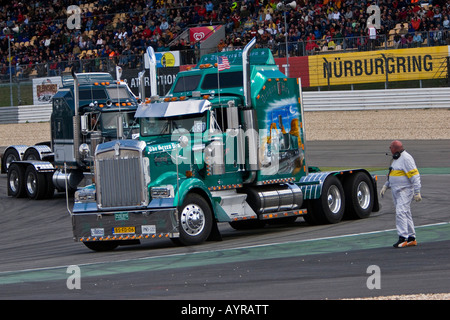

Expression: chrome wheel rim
xmin=26 ymin=172 xmax=37 ymax=196
xmin=327 ymin=185 xmax=342 ymax=214
xmin=356 ymin=181 xmax=371 ymax=210
xmin=9 ymin=170 xmax=19 ymax=193
xmin=180 ymin=204 xmax=205 ymax=236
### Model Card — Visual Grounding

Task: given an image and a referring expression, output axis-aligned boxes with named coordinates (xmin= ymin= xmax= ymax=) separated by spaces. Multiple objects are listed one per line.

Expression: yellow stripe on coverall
xmin=390 ymin=169 xmax=419 ymax=178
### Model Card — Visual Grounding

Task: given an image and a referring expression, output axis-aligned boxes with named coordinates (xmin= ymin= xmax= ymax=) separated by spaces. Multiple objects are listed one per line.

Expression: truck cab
xmin=3 ymin=72 xmax=140 ymax=199
xmin=72 ymin=40 xmax=379 ymax=251
xmin=51 ymin=73 xmax=139 ymax=170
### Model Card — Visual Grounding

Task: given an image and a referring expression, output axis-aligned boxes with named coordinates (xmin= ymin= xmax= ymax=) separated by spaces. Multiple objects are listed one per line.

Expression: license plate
xmin=112 ymin=226 xmax=135 ymax=234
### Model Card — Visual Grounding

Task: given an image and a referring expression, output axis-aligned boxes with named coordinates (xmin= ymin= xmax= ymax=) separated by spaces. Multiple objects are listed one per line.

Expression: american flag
xmin=217 ymin=56 xmax=230 ymax=71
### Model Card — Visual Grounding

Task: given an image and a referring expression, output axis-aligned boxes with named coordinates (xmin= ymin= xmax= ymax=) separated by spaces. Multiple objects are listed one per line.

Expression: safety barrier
xmin=0 ymin=104 xmax=52 ymax=124
xmin=302 ymin=87 xmax=450 ymax=111
xmin=0 ymin=87 xmax=449 ymax=124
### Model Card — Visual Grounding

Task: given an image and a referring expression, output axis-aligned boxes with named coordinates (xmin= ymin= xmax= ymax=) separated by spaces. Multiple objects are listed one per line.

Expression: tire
xmin=83 ymin=241 xmax=119 ymax=252
xmin=310 ymin=175 xmax=345 ymax=224
xmin=23 ymin=148 xmax=41 ymax=161
xmin=344 ymin=172 xmax=374 ymax=219
xmin=7 ymin=163 xmax=26 ymax=198
xmin=2 ymin=148 xmax=20 ymax=173
xmin=177 ymin=193 xmax=213 ymax=245
xmin=24 ymin=166 xmax=48 ymax=200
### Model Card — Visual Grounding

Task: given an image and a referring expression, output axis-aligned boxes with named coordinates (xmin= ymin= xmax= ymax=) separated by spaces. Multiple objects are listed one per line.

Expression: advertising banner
xmin=121 ymin=67 xmax=180 ymax=97
xmin=189 ymin=26 xmax=219 ymax=43
xmin=307 ymin=46 xmax=450 ymax=87
xmin=155 ymin=51 xmax=180 ymax=68
xmin=32 ymin=76 xmax=62 ymax=105
xmin=144 ymin=51 xmax=180 ymax=68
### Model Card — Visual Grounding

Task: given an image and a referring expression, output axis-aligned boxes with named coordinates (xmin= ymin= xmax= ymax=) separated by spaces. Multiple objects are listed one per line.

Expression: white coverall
xmin=383 ymin=151 xmax=421 ymax=239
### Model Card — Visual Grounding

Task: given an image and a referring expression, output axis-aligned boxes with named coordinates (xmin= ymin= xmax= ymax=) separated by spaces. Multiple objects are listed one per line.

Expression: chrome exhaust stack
xmin=71 ymin=68 xmax=82 ymax=166
xmin=242 ymin=37 xmax=256 ymax=108
xmin=241 ymin=37 xmax=259 ymax=183
xmin=146 ymin=46 xmax=158 ymax=98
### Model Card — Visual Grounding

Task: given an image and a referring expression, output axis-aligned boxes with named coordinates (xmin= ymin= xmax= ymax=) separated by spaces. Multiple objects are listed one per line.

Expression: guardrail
xmin=0 ymin=87 xmax=449 ymax=124
xmin=0 ymin=104 xmax=52 ymax=124
xmin=302 ymin=87 xmax=450 ymax=111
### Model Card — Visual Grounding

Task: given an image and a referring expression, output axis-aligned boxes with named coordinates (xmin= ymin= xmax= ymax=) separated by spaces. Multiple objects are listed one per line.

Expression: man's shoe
xmin=407 ymin=237 xmax=417 ymax=247
xmin=393 ymin=237 xmax=408 ymax=248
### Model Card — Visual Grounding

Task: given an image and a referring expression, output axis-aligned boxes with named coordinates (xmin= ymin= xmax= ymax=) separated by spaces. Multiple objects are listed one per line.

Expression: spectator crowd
xmin=1 ymin=0 xmax=449 ymax=80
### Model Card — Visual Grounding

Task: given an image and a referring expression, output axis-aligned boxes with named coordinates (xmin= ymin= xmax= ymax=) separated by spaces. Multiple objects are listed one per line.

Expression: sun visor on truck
xmin=135 ymin=100 xmax=211 ymax=118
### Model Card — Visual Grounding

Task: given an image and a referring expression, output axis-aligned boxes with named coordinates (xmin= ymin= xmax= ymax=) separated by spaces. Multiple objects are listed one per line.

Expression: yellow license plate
xmin=112 ymin=226 xmax=135 ymax=234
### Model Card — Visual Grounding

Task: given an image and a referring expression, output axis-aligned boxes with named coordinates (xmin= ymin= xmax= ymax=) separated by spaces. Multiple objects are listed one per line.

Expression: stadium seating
xmin=1 ymin=0 xmax=449 ymax=79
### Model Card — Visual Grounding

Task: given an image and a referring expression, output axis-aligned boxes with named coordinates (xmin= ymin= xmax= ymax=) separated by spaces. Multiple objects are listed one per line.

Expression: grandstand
xmin=0 ymin=0 xmax=449 ymax=82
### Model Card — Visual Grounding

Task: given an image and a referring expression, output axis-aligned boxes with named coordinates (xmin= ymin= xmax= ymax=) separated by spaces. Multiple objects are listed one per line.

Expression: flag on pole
xmin=217 ymin=56 xmax=230 ymax=71
xmin=116 ymin=66 xmax=122 ymax=81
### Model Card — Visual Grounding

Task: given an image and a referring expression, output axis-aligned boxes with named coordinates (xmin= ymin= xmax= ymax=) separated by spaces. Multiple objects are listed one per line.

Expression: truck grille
xmin=95 ymin=140 xmax=149 ymax=209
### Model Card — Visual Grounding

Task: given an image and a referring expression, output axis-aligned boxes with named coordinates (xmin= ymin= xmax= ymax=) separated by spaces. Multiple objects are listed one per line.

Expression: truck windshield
xmin=79 ymin=89 xmax=108 ymax=100
xmin=101 ymin=111 xmax=138 ymax=130
xmin=140 ymin=113 xmax=206 ymax=136
xmin=201 ymin=71 xmax=243 ymax=90
xmin=106 ymin=87 xmax=132 ymax=100
xmin=172 ymin=75 xmax=202 ymax=93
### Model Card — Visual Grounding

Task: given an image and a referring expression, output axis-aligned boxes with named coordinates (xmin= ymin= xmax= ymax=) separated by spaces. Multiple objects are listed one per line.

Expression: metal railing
xmin=3 ymin=30 xmax=449 ymax=81
xmin=1 ymin=30 xmax=449 ymax=107
xmin=3 ymin=86 xmax=450 ymax=124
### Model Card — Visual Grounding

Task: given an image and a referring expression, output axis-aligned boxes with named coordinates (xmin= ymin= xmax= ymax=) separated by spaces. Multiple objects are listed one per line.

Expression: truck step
xmin=210 ymin=190 xmax=257 ymax=221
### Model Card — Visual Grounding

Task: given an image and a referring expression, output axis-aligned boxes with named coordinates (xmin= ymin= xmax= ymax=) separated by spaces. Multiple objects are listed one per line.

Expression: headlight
xmin=151 ymin=185 xmax=174 ymax=198
xmin=78 ymin=143 xmax=90 ymax=156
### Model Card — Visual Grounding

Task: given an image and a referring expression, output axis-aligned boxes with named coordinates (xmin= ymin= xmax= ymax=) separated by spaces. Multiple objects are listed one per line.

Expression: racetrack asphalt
xmin=0 ymin=140 xmax=449 ymax=302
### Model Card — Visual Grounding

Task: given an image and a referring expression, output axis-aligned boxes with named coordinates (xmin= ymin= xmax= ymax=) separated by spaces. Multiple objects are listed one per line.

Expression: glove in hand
xmin=414 ymin=193 xmax=422 ymax=202
xmin=380 ymin=185 xmax=388 ymax=198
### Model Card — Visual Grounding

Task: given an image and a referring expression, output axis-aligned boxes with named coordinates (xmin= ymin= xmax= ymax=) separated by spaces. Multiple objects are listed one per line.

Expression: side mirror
xmin=80 ymin=115 xmax=88 ymax=134
xmin=178 ymin=135 xmax=189 ymax=148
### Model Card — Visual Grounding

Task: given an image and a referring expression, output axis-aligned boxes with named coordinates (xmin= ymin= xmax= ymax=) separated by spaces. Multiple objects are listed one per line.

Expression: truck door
xmin=205 ymin=105 xmax=242 ymax=185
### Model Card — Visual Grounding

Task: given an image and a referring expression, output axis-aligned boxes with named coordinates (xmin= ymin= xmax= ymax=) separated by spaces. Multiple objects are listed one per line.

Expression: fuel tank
xmin=242 ymin=183 xmax=303 ymax=214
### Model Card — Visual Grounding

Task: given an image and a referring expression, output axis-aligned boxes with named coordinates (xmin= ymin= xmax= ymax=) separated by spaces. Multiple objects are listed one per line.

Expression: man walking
xmin=380 ymin=140 xmax=422 ymax=248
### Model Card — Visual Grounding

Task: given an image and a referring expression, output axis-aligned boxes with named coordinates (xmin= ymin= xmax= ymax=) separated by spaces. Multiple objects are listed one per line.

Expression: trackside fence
xmin=1 ymin=87 xmax=449 ymax=124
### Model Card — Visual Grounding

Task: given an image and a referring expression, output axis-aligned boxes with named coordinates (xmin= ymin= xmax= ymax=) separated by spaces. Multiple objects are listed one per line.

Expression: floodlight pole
xmin=283 ymin=11 xmax=289 ymax=77
xmin=277 ymin=2 xmax=295 ymax=78
xmin=8 ymin=36 xmax=13 ymax=107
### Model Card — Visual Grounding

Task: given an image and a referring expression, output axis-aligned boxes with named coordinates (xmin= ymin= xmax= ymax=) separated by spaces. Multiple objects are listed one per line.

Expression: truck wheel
xmin=23 ymin=148 xmax=41 ymax=160
xmin=311 ymin=175 xmax=345 ymax=224
xmin=3 ymin=148 xmax=20 ymax=172
xmin=24 ymin=166 xmax=47 ymax=200
xmin=7 ymin=163 xmax=26 ymax=198
xmin=177 ymin=193 xmax=213 ymax=245
xmin=83 ymin=241 xmax=119 ymax=252
xmin=344 ymin=172 xmax=374 ymax=219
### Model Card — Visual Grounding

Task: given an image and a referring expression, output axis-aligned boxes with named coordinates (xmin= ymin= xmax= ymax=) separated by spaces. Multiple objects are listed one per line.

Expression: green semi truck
xmin=72 ymin=39 xmax=379 ymax=251
xmin=3 ymin=71 xmax=140 ymax=200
